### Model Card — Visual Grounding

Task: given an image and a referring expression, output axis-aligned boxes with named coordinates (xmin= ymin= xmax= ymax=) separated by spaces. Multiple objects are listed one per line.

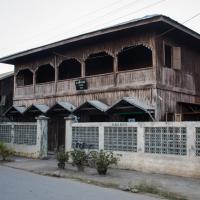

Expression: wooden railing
xmin=14 ymin=68 xmax=154 ymax=98
xmin=117 ymin=68 xmax=154 ymax=86
xmin=15 ymin=85 xmax=34 ymax=98
xmin=35 ymin=82 xmax=55 ymax=97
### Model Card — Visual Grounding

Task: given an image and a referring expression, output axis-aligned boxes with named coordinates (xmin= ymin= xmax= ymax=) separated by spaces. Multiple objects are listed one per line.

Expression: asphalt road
xmin=0 ymin=165 xmax=161 ymax=200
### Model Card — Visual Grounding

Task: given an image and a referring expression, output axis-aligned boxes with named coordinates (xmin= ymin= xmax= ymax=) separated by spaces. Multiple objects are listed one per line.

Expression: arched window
xmin=85 ymin=52 xmax=113 ymax=76
xmin=118 ymin=45 xmax=152 ymax=71
xmin=58 ymin=59 xmax=81 ymax=80
xmin=16 ymin=69 xmax=33 ymax=86
xmin=36 ymin=64 xmax=55 ymax=84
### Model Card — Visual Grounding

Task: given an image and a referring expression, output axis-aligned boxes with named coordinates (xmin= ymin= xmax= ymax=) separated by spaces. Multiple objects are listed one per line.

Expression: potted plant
xmin=92 ymin=150 xmax=118 ymax=175
xmin=71 ymin=149 xmax=87 ymax=171
xmin=56 ymin=146 xmax=69 ymax=169
xmin=0 ymin=143 xmax=14 ymax=161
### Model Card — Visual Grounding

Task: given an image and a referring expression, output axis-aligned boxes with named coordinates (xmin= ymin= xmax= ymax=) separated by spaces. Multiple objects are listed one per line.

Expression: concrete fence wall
xmin=65 ymin=117 xmax=200 ymax=178
xmin=0 ymin=116 xmax=48 ymax=158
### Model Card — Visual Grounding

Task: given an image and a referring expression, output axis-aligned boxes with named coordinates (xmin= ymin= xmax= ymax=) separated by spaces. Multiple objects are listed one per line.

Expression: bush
xmin=71 ymin=149 xmax=87 ymax=171
xmin=0 ymin=143 xmax=14 ymax=161
xmin=56 ymin=146 xmax=69 ymax=169
xmin=92 ymin=150 xmax=118 ymax=175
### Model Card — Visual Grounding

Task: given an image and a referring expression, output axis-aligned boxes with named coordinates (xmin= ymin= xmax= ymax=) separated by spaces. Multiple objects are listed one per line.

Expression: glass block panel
xmin=14 ymin=124 xmax=37 ymax=145
xmin=144 ymin=127 xmax=187 ymax=155
xmin=72 ymin=127 xmax=99 ymax=149
xmin=0 ymin=125 xmax=12 ymax=143
xmin=104 ymin=127 xmax=137 ymax=152
xmin=196 ymin=128 xmax=200 ymax=156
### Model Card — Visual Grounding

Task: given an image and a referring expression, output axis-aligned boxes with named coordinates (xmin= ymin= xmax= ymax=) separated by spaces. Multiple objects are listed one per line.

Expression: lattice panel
xmin=196 ymin=128 xmax=200 ymax=156
xmin=72 ymin=127 xmax=99 ymax=149
xmin=145 ymin=127 xmax=187 ymax=155
xmin=14 ymin=124 xmax=37 ymax=145
xmin=104 ymin=127 xmax=137 ymax=152
xmin=0 ymin=125 xmax=12 ymax=143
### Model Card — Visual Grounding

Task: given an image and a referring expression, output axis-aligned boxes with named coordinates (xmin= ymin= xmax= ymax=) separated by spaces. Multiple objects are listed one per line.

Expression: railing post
xmin=187 ymin=122 xmax=196 ymax=158
xmin=36 ymin=115 xmax=49 ymax=159
xmin=64 ymin=115 xmax=76 ymax=152
xmin=11 ymin=124 xmax=15 ymax=145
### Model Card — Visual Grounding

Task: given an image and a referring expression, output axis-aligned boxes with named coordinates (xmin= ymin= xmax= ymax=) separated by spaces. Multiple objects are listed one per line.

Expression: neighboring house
xmin=0 ymin=15 xmax=200 ymax=150
xmin=0 ymin=71 xmax=14 ymax=121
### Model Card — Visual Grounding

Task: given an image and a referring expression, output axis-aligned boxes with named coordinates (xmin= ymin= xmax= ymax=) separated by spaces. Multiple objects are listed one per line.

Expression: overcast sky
xmin=0 ymin=0 xmax=200 ymax=74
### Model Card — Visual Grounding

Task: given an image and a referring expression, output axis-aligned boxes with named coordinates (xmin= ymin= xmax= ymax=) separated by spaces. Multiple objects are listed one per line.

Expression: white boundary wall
xmin=65 ymin=117 xmax=200 ymax=178
xmin=0 ymin=116 xmax=48 ymax=159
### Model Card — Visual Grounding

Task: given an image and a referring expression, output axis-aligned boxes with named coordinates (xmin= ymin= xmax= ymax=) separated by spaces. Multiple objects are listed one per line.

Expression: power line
xmin=0 ymin=0 xmax=137 ymax=53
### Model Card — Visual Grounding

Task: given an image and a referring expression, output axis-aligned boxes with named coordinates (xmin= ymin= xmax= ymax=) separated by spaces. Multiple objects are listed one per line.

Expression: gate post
xmin=64 ymin=115 xmax=76 ymax=152
xmin=36 ymin=115 xmax=49 ymax=159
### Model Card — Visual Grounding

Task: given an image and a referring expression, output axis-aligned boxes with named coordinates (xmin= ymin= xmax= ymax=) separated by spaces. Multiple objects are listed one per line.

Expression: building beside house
xmin=0 ymin=14 xmax=200 ymax=150
xmin=0 ymin=71 xmax=14 ymax=120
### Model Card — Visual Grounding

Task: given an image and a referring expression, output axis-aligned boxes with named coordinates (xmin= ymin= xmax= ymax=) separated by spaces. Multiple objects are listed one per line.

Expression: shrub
xmin=71 ymin=149 xmax=87 ymax=171
xmin=56 ymin=146 xmax=69 ymax=169
xmin=92 ymin=150 xmax=118 ymax=175
xmin=0 ymin=143 xmax=14 ymax=161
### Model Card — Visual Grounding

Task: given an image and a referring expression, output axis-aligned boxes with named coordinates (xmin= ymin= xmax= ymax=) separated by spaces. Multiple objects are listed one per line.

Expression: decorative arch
xmin=36 ymin=64 xmax=55 ymax=84
xmin=117 ymin=44 xmax=152 ymax=71
xmin=85 ymin=52 xmax=113 ymax=76
xmin=16 ymin=69 xmax=33 ymax=86
xmin=58 ymin=58 xmax=81 ymax=80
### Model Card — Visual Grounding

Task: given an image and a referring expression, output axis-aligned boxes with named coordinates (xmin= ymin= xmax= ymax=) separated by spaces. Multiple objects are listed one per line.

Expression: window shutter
xmin=172 ymin=47 xmax=181 ymax=70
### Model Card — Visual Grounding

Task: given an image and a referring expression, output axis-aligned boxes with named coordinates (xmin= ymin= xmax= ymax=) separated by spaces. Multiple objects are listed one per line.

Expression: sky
xmin=0 ymin=0 xmax=200 ymax=74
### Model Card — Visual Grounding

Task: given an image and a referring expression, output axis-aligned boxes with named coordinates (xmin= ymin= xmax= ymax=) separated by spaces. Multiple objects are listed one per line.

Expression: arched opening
xmin=85 ymin=52 xmax=113 ymax=76
xmin=58 ymin=59 xmax=81 ymax=80
xmin=16 ymin=69 xmax=33 ymax=86
xmin=36 ymin=64 xmax=55 ymax=84
xmin=118 ymin=45 xmax=152 ymax=71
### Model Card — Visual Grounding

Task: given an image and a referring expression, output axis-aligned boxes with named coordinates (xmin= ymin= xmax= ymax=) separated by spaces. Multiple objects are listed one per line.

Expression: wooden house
xmin=1 ymin=15 xmax=200 ymax=150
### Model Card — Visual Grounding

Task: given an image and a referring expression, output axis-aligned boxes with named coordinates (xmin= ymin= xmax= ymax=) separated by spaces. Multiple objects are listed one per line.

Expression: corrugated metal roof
xmin=0 ymin=71 xmax=14 ymax=80
xmin=13 ymin=106 xmax=27 ymax=114
xmin=108 ymin=97 xmax=154 ymax=112
xmin=74 ymin=100 xmax=109 ymax=112
xmin=25 ymin=104 xmax=49 ymax=113
xmin=57 ymin=101 xmax=76 ymax=112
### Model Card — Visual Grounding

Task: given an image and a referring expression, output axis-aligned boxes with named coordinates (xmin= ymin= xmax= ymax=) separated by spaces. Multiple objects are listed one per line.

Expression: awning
xmin=73 ymin=100 xmax=109 ymax=113
xmin=4 ymin=105 xmax=26 ymax=116
xmin=47 ymin=101 xmax=76 ymax=114
xmin=24 ymin=104 xmax=49 ymax=114
xmin=107 ymin=97 xmax=155 ymax=120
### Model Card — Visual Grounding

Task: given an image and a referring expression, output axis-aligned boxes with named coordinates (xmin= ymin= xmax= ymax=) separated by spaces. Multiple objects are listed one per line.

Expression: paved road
xmin=0 ymin=166 xmax=162 ymax=200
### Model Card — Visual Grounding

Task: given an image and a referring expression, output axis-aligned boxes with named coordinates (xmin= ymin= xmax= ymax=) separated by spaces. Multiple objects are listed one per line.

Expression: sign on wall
xmin=75 ymin=79 xmax=87 ymax=90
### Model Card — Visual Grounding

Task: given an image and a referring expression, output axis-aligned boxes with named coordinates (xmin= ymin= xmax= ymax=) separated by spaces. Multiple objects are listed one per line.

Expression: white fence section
xmin=65 ymin=118 xmax=200 ymax=178
xmin=0 ymin=116 xmax=48 ymax=158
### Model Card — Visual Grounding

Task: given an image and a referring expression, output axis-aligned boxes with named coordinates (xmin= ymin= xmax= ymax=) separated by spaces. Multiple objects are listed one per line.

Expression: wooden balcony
xmin=15 ymin=85 xmax=34 ymax=98
xmin=35 ymin=82 xmax=55 ymax=97
xmin=14 ymin=68 xmax=154 ymax=99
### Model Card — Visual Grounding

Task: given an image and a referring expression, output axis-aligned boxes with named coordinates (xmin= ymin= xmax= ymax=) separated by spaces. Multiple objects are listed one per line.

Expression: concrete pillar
xmin=187 ymin=122 xmax=196 ymax=158
xmin=81 ymin=62 xmax=86 ymax=77
xmin=64 ymin=115 xmax=76 ymax=152
xmin=99 ymin=125 xmax=104 ymax=150
xmin=36 ymin=115 xmax=49 ymax=159
xmin=113 ymin=55 xmax=118 ymax=86
xmin=137 ymin=124 xmax=145 ymax=153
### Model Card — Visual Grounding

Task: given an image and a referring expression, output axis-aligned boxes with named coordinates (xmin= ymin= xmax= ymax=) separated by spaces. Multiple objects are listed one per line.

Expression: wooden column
xmin=33 ymin=71 xmax=36 ymax=98
xmin=54 ymin=56 xmax=58 ymax=95
xmin=13 ymin=74 xmax=17 ymax=98
xmin=81 ymin=62 xmax=85 ymax=78
xmin=113 ymin=55 xmax=118 ymax=86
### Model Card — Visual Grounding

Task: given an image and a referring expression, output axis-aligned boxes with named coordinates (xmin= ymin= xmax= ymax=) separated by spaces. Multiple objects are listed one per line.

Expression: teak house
xmin=1 ymin=15 xmax=200 ymax=150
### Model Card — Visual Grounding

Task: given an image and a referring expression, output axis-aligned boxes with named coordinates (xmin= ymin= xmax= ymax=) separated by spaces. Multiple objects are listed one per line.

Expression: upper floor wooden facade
xmin=1 ymin=15 xmax=200 ymax=121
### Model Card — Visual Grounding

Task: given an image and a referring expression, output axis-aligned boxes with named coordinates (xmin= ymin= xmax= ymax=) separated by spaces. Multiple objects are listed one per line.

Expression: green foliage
xmin=0 ymin=143 xmax=14 ymax=161
xmin=56 ymin=146 xmax=69 ymax=169
xmin=91 ymin=150 xmax=118 ymax=175
xmin=71 ymin=149 xmax=87 ymax=171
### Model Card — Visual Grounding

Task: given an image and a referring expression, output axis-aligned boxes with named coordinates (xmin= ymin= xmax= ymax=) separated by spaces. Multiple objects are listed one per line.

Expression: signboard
xmin=75 ymin=79 xmax=87 ymax=90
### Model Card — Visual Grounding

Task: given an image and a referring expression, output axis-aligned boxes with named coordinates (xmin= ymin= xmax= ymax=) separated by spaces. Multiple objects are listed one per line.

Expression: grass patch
xmin=133 ymin=183 xmax=187 ymax=200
